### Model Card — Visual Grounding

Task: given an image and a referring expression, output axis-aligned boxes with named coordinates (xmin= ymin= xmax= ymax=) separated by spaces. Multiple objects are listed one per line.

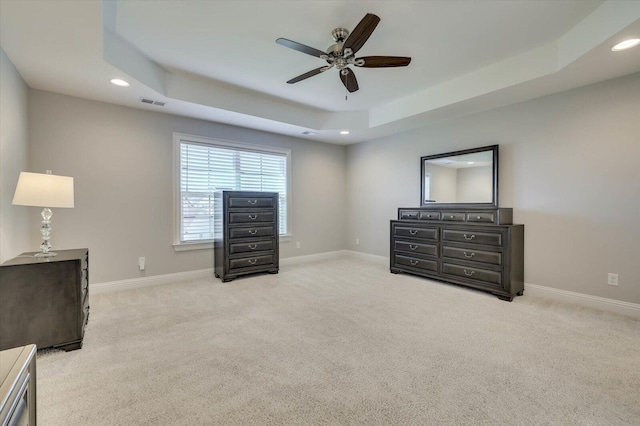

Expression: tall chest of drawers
xmin=391 ymin=208 xmax=524 ymax=301
xmin=0 ymin=248 xmax=89 ymax=351
xmin=214 ymin=191 xmax=279 ymax=282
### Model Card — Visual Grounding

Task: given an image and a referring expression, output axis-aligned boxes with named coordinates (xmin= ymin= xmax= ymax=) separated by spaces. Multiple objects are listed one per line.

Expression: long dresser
xmin=391 ymin=208 xmax=524 ymax=301
xmin=0 ymin=249 xmax=90 ymax=351
xmin=214 ymin=191 xmax=279 ymax=282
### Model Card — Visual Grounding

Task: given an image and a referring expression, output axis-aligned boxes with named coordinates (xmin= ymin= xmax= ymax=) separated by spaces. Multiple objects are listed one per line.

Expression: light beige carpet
xmin=36 ymin=257 xmax=640 ymax=425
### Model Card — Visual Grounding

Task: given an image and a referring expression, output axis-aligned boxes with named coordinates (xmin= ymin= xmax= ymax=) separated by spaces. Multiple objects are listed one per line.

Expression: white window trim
xmin=172 ymin=132 xmax=292 ymax=251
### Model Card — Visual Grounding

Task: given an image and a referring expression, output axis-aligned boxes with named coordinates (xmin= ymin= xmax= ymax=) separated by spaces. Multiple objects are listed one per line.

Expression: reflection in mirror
xmin=421 ymin=145 xmax=498 ymax=207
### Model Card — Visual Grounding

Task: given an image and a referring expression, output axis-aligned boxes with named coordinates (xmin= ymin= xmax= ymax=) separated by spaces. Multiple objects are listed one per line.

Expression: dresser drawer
xmin=229 ymin=254 xmax=275 ymax=271
xmin=228 ymin=196 xmax=275 ymax=209
xmin=442 ymin=262 xmax=502 ymax=287
xmin=442 ymin=229 xmax=503 ymax=246
xmin=229 ymin=239 xmax=275 ymax=254
xmin=392 ymin=224 xmax=438 ymax=241
xmin=441 ymin=212 xmax=466 ymax=222
xmin=466 ymin=212 xmax=495 ymax=223
xmin=229 ymin=210 xmax=275 ymax=224
xmin=419 ymin=211 xmax=440 ymax=220
xmin=399 ymin=210 xmax=420 ymax=220
xmin=229 ymin=226 xmax=275 ymax=239
xmin=394 ymin=240 xmax=438 ymax=257
xmin=442 ymin=246 xmax=502 ymax=266
xmin=394 ymin=254 xmax=438 ymax=273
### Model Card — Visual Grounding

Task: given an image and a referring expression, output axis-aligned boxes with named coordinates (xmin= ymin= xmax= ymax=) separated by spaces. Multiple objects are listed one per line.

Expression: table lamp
xmin=12 ymin=171 xmax=75 ymax=257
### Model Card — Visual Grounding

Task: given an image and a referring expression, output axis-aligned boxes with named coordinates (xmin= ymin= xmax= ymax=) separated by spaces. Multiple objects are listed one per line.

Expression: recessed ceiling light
xmin=110 ymin=78 xmax=130 ymax=87
xmin=340 ymin=130 xmax=350 ymax=135
xmin=302 ymin=131 xmax=317 ymax=136
xmin=611 ymin=38 xmax=640 ymax=51
xmin=467 ymin=162 xmax=475 ymax=165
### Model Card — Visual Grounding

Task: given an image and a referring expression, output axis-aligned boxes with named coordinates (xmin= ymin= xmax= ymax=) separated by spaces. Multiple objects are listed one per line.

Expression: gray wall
xmin=347 ymin=72 xmax=640 ymax=304
xmin=0 ymin=48 xmax=30 ymax=262
xmin=28 ymin=90 xmax=347 ymax=283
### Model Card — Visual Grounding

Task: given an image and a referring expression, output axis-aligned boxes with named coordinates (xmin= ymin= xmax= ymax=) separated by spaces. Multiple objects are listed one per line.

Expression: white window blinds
xmin=178 ymin=139 xmax=288 ymax=243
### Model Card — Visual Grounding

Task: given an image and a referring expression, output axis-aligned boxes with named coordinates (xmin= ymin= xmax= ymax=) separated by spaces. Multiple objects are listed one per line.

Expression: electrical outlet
xmin=296 ymin=242 xmax=300 ymax=249
xmin=356 ymin=238 xmax=360 ymax=245
xmin=607 ymin=273 xmax=618 ymax=286
xmin=139 ymin=257 xmax=146 ymax=271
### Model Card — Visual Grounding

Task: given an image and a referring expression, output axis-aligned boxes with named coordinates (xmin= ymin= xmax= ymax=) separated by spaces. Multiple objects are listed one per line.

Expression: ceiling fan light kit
xmin=276 ymin=13 xmax=411 ymax=93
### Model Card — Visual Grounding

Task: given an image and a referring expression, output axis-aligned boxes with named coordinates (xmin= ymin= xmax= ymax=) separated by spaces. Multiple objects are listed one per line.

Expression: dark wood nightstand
xmin=0 ymin=249 xmax=89 ymax=351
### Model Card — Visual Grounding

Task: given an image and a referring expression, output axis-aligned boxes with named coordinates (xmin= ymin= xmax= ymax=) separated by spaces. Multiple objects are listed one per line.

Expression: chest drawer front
xmin=394 ymin=240 xmax=438 ymax=257
xmin=229 ymin=211 xmax=275 ymax=224
xmin=229 ymin=239 xmax=274 ymax=254
xmin=466 ymin=212 xmax=495 ymax=223
xmin=442 ymin=263 xmax=502 ymax=286
xmin=441 ymin=212 xmax=466 ymax=222
xmin=419 ymin=211 xmax=440 ymax=220
xmin=442 ymin=246 xmax=502 ymax=266
xmin=442 ymin=229 xmax=503 ymax=246
xmin=229 ymin=254 xmax=275 ymax=271
xmin=394 ymin=254 xmax=438 ymax=273
xmin=229 ymin=226 xmax=275 ymax=239
xmin=228 ymin=196 xmax=274 ymax=209
xmin=399 ymin=210 xmax=420 ymax=220
xmin=393 ymin=225 xmax=438 ymax=241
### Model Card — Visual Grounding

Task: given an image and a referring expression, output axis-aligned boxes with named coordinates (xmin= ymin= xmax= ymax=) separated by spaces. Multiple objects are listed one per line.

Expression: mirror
xmin=421 ymin=145 xmax=498 ymax=207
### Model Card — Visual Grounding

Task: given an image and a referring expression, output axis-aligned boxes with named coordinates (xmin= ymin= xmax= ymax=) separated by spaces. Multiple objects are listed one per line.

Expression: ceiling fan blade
xmin=287 ymin=66 xmax=332 ymax=84
xmin=276 ymin=38 xmax=327 ymax=58
xmin=339 ymin=68 xmax=359 ymax=93
xmin=343 ymin=13 xmax=380 ymax=55
xmin=356 ymin=56 xmax=412 ymax=68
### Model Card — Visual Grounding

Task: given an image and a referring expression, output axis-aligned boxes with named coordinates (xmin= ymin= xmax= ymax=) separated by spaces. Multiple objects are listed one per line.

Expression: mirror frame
xmin=420 ymin=144 xmax=499 ymax=208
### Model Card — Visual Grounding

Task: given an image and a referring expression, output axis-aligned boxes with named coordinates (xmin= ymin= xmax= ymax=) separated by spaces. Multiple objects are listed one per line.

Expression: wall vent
xmin=139 ymin=97 xmax=166 ymax=107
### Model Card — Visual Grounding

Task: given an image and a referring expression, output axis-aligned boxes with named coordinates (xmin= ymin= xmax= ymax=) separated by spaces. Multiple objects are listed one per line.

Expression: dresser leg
xmin=517 ymin=290 xmax=524 ymax=296
xmin=495 ymin=294 xmax=514 ymax=302
xmin=268 ymin=269 xmax=279 ymax=274
xmin=222 ymin=277 xmax=234 ymax=283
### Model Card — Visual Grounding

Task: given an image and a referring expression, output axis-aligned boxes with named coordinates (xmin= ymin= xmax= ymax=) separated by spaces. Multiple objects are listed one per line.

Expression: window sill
xmin=173 ymin=235 xmax=292 ymax=252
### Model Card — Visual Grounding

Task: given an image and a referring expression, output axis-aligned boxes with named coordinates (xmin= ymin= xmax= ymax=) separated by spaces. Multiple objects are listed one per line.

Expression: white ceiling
xmin=1 ymin=0 xmax=639 ymax=144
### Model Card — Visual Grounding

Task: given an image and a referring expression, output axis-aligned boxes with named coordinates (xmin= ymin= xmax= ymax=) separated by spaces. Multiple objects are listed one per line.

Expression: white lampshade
xmin=12 ymin=172 xmax=75 ymax=208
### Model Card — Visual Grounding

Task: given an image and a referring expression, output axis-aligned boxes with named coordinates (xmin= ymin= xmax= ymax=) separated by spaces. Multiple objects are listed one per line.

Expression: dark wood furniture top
xmin=0 ymin=344 xmax=36 ymax=425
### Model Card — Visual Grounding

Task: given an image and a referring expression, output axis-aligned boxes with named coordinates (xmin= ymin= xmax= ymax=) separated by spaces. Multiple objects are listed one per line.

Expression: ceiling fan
xmin=276 ymin=13 xmax=411 ymax=93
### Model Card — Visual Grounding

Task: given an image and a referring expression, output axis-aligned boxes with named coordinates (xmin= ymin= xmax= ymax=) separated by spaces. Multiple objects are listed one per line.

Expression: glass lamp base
xmin=35 ymin=251 xmax=57 ymax=258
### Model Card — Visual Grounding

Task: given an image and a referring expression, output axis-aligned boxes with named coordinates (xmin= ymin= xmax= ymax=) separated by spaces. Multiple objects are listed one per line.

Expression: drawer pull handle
xmin=248 ymin=244 xmax=258 ymax=250
xmin=450 ymin=215 xmax=454 ymax=219
xmin=248 ymin=199 xmax=258 ymax=205
xmin=410 ymin=260 xmax=419 ymax=266
xmin=249 ymin=229 xmax=258 ymax=235
xmin=426 ymin=214 xmax=432 ymax=218
xmin=409 ymin=245 xmax=418 ymax=250
xmin=248 ymin=215 xmax=258 ymax=220
xmin=463 ymin=234 xmax=476 ymax=240
xmin=409 ymin=229 xmax=418 ymax=235
xmin=463 ymin=269 xmax=475 ymax=276
xmin=248 ymin=259 xmax=258 ymax=265
xmin=463 ymin=252 xmax=475 ymax=258
xmin=476 ymin=216 xmax=481 ymax=219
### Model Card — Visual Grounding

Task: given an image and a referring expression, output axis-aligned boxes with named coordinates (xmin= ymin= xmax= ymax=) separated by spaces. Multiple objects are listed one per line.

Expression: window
xmin=174 ymin=133 xmax=290 ymax=247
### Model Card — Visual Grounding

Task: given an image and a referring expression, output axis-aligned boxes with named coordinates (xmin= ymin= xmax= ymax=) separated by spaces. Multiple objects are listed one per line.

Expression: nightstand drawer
xmin=441 ymin=212 xmax=466 ymax=222
xmin=466 ymin=212 xmax=495 ymax=223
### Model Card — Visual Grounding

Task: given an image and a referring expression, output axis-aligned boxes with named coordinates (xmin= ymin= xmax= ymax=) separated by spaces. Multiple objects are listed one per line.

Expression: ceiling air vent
xmin=139 ymin=97 xmax=166 ymax=107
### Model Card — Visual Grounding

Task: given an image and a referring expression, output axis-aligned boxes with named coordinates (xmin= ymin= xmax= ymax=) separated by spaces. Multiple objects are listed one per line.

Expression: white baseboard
xmin=91 ymin=268 xmax=213 ymax=294
xmin=525 ymin=283 xmax=640 ymax=319
xmin=90 ymin=254 xmax=640 ymax=319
